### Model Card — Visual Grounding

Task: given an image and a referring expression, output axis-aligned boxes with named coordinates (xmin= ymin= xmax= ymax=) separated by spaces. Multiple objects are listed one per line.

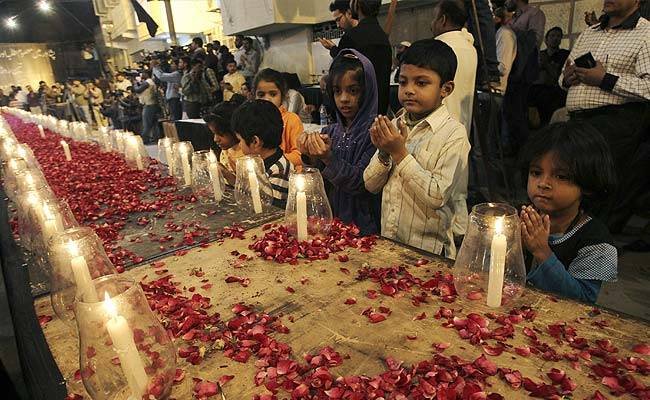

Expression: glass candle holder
xmin=30 ymin=198 xmax=79 ymax=257
xmin=453 ymin=203 xmax=526 ymax=307
xmin=124 ymin=135 xmax=149 ymax=171
xmin=10 ymin=168 xmax=49 ymax=202
xmin=75 ymin=276 xmax=176 ymax=400
xmin=285 ymin=168 xmax=333 ymax=241
xmin=11 ymin=143 xmax=38 ymax=166
xmin=15 ymin=184 xmax=57 ymax=251
xmin=57 ymin=120 xmax=70 ymax=137
xmin=234 ymin=155 xmax=273 ymax=214
xmin=49 ymin=227 xmax=116 ymax=326
xmin=112 ymin=130 xmax=130 ymax=154
xmin=157 ymin=138 xmax=175 ymax=175
xmin=100 ymin=130 xmax=113 ymax=152
xmin=171 ymin=141 xmax=194 ymax=188
xmin=191 ymin=150 xmax=224 ymax=204
xmin=0 ymin=136 xmax=17 ymax=162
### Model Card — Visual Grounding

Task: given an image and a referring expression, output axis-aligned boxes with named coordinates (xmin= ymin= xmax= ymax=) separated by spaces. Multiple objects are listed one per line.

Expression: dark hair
xmin=519 ymin=121 xmax=617 ymax=212
xmin=327 ymin=53 xmax=366 ymax=114
xmin=190 ymin=58 xmax=204 ymax=67
xmin=243 ymin=37 xmax=253 ymax=45
xmin=232 ymin=100 xmax=284 ymax=149
xmin=204 ymin=101 xmax=240 ymax=137
xmin=435 ymin=0 xmax=468 ymax=28
xmin=254 ymin=68 xmax=288 ymax=99
xmin=229 ymin=93 xmax=247 ymax=105
xmin=192 ymin=37 xmax=203 ymax=47
xmin=546 ymin=26 xmax=563 ymax=38
xmin=329 ymin=0 xmax=350 ymax=12
xmin=180 ymin=56 xmax=191 ymax=66
xmin=356 ymin=0 xmax=381 ymax=17
xmin=400 ymin=38 xmax=457 ymax=84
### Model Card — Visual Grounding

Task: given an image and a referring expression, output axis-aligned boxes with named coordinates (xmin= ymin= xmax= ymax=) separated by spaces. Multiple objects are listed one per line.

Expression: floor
xmin=598 ymin=215 xmax=650 ymax=321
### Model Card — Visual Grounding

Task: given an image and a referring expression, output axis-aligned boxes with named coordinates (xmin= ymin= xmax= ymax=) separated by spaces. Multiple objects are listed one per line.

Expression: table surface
xmin=34 ymin=222 xmax=650 ymax=399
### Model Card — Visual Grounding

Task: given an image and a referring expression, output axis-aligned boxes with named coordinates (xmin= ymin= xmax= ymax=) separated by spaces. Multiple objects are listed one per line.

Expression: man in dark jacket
xmin=321 ymin=0 xmax=392 ymax=114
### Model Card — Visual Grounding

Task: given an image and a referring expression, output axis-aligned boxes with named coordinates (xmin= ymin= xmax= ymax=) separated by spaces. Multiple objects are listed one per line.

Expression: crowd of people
xmin=1 ymin=0 xmax=648 ymax=304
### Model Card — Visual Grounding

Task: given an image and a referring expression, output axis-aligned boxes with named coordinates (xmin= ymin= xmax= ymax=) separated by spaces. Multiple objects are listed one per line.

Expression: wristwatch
xmin=378 ymin=150 xmax=391 ymax=167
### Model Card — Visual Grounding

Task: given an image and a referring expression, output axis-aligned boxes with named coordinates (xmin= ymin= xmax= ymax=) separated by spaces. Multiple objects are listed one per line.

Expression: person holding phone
xmin=559 ymin=0 xmax=649 ymax=232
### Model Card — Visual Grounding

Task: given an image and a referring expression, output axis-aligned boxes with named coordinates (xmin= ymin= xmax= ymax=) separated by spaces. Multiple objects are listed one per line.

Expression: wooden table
xmin=35 ymin=222 xmax=650 ymax=399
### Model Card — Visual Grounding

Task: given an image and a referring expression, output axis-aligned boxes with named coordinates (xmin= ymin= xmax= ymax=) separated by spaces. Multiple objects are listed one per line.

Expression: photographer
xmin=181 ymin=57 xmax=213 ymax=118
xmin=132 ymin=70 xmax=160 ymax=143
xmin=151 ymin=58 xmax=183 ymax=121
xmin=118 ymin=89 xmax=142 ymax=133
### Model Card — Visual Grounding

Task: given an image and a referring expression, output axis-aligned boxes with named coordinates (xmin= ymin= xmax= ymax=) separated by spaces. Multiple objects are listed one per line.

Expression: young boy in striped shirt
xmin=363 ymin=39 xmax=470 ymax=259
xmin=232 ymin=100 xmax=292 ymax=209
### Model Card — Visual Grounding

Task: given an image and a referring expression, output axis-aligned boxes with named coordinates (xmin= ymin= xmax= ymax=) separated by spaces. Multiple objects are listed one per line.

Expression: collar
xmin=263 ymin=148 xmax=284 ymax=170
xmin=597 ymin=10 xmax=641 ymax=30
xmin=398 ymin=104 xmax=450 ymax=136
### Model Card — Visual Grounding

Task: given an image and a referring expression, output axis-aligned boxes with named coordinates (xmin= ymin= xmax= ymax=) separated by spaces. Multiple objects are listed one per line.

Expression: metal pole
xmin=164 ymin=0 xmax=178 ymax=46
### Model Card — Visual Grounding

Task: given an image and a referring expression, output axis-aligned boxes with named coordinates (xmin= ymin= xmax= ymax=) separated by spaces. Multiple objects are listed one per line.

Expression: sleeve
xmin=610 ymin=38 xmax=650 ymax=100
xmin=527 ymin=253 xmax=603 ymax=303
xmin=531 ymin=10 xmax=546 ymax=47
xmin=331 ymin=34 xmax=354 ymax=58
xmin=132 ymin=82 xmax=149 ymax=94
xmin=153 ymin=68 xmax=179 ymax=84
xmin=392 ymin=128 xmax=470 ymax=210
xmin=267 ymin=166 xmax=289 ymax=210
xmin=363 ymin=150 xmax=392 ymax=194
xmin=181 ymin=73 xmax=191 ymax=94
xmin=282 ymin=114 xmax=303 ymax=168
xmin=321 ymin=138 xmax=377 ymax=195
xmin=496 ymin=29 xmax=517 ymax=78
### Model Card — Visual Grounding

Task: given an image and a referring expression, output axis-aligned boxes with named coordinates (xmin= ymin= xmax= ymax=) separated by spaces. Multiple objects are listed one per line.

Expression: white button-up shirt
xmin=363 ymin=105 xmax=470 ymax=258
xmin=561 ymin=14 xmax=650 ymax=112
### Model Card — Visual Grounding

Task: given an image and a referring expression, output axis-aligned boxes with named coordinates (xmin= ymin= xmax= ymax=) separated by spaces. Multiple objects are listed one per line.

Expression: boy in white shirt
xmin=364 ymin=39 xmax=470 ymax=258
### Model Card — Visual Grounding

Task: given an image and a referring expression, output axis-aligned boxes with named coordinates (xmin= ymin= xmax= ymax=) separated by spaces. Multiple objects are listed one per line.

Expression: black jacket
xmin=331 ymin=17 xmax=392 ymax=114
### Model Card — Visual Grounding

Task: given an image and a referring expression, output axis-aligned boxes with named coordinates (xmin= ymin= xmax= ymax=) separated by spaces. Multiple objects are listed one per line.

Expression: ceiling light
xmin=38 ymin=1 xmax=52 ymax=13
xmin=5 ymin=17 xmax=18 ymax=29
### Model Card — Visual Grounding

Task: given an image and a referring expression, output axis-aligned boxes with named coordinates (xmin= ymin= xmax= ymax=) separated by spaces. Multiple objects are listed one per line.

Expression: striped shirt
xmin=363 ymin=105 xmax=470 ymax=258
xmin=263 ymin=148 xmax=292 ymax=209
xmin=560 ymin=12 xmax=650 ymax=112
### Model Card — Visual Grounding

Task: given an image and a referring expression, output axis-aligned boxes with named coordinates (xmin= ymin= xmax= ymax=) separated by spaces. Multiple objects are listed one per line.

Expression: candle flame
xmin=104 ymin=292 xmax=117 ymax=317
xmin=495 ymin=217 xmax=504 ymax=235
xmin=25 ymin=172 xmax=34 ymax=186
xmin=15 ymin=146 xmax=26 ymax=157
xmin=42 ymin=202 xmax=53 ymax=220
xmin=66 ymin=240 xmax=80 ymax=257
xmin=295 ymin=175 xmax=306 ymax=192
xmin=26 ymin=193 xmax=39 ymax=206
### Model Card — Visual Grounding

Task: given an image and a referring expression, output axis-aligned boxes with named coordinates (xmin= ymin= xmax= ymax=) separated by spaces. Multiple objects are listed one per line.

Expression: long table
xmin=35 ymin=222 xmax=650 ymax=399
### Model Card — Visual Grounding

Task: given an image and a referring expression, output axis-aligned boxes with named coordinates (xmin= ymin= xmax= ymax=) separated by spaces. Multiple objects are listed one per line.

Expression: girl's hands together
xmin=521 ymin=205 xmax=553 ymax=263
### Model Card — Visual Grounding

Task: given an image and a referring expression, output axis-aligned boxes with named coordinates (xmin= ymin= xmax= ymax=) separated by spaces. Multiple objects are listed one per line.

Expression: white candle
xmin=41 ymin=203 xmax=64 ymax=242
xmin=247 ymin=159 xmax=263 ymax=214
xmin=128 ymin=137 xmax=144 ymax=170
xmin=102 ymin=133 xmax=112 ymax=152
xmin=67 ymin=240 xmax=98 ymax=302
xmin=180 ymin=146 xmax=191 ymax=186
xmin=60 ymin=140 xmax=72 ymax=161
xmin=104 ymin=293 xmax=149 ymax=399
xmin=115 ymin=131 xmax=125 ymax=153
xmin=487 ymin=217 xmax=507 ymax=308
xmin=295 ymin=176 xmax=308 ymax=241
xmin=208 ymin=162 xmax=223 ymax=202
xmin=38 ymin=124 xmax=45 ymax=138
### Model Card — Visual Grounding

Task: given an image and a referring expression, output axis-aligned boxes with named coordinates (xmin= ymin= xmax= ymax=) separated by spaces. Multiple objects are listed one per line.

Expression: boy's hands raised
xmin=370 ymin=116 xmax=409 ymax=165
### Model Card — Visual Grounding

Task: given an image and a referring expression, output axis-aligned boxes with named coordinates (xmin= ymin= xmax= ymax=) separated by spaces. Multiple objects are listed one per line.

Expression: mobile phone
xmin=574 ymin=52 xmax=597 ymax=69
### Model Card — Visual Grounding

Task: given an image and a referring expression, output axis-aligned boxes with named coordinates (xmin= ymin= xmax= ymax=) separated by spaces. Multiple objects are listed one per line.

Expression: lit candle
xmin=247 ymin=159 xmax=263 ymax=214
xmin=128 ymin=137 xmax=144 ymax=170
xmin=208 ymin=161 xmax=223 ymax=202
xmin=164 ymin=141 xmax=174 ymax=175
xmin=295 ymin=176 xmax=308 ymax=241
xmin=486 ymin=217 xmax=507 ymax=307
xmin=180 ymin=145 xmax=191 ymax=186
xmin=41 ymin=203 xmax=64 ymax=242
xmin=115 ymin=131 xmax=125 ymax=153
xmin=67 ymin=240 xmax=99 ymax=302
xmin=38 ymin=124 xmax=45 ymax=138
xmin=60 ymin=140 xmax=72 ymax=161
xmin=104 ymin=293 xmax=149 ymax=399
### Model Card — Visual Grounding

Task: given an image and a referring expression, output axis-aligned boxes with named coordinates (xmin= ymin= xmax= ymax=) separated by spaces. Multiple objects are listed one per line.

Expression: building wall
xmin=261 ymin=27 xmax=314 ymax=84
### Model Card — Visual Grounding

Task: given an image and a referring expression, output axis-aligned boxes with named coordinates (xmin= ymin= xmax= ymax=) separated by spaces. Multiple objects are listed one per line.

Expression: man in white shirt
xmin=494 ymin=7 xmax=517 ymax=93
xmin=430 ymin=0 xmax=477 ymax=239
xmin=114 ymin=73 xmax=132 ymax=93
